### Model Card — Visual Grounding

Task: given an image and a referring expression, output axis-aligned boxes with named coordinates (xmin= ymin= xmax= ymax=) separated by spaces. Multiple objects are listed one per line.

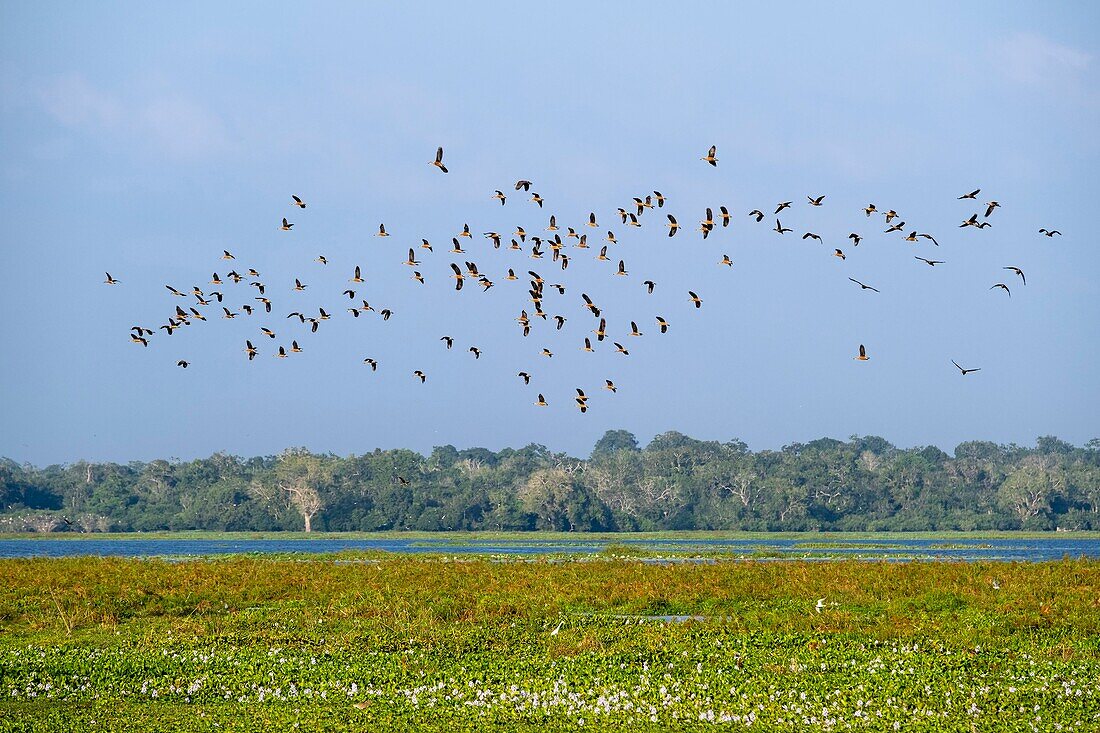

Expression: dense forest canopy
xmin=2 ymin=432 xmax=1099 ymax=532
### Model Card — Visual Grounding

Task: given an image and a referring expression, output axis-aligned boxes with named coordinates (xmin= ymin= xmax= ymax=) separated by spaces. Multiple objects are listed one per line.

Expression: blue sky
xmin=1 ymin=2 xmax=1098 ymax=464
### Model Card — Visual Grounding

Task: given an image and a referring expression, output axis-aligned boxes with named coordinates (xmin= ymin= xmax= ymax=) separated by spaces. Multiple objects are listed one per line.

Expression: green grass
xmin=0 ymin=556 xmax=1098 ymax=731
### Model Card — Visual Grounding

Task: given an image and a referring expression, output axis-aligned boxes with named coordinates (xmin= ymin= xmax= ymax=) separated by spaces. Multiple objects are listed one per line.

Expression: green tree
xmin=997 ymin=454 xmax=1065 ymax=528
xmin=591 ymin=430 xmax=640 ymax=457
xmin=252 ymin=449 xmax=334 ymax=532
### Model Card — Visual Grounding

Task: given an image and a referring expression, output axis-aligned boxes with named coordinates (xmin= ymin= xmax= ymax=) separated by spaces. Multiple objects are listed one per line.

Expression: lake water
xmin=1 ymin=536 xmax=1098 ymax=561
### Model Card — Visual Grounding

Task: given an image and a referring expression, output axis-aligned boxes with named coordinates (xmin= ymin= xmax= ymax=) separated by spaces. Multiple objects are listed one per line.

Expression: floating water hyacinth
xmin=1 ymin=556 xmax=1099 ymax=730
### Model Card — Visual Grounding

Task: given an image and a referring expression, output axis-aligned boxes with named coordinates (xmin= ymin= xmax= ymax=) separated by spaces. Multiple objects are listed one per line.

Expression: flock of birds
xmin=105 ymin=146 xmax=1061 ymax=410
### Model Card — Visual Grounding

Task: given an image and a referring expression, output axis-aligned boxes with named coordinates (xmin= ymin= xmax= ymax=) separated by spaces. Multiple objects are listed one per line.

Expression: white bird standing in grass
xmin=815 ymin=598 xmax=826 ymax=613
xmin=550 ymin=620 xmax=563 ymax=636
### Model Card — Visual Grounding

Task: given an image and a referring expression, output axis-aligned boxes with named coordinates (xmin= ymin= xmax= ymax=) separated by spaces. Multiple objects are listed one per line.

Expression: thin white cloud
xmin=37 ymin=74 xmax=231 ymax=160
xmin=993 ymin=32 xmax=1092 ymax=89
xmin=39 ymin=75 xmax=124 ymax=130
xmin=137 ymin=94 xmax=229 ymax=159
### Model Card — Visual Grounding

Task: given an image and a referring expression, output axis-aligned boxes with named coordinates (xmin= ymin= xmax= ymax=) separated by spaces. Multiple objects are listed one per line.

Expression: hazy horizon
xmin=2 ymin=429 xmax=1096 ymax=468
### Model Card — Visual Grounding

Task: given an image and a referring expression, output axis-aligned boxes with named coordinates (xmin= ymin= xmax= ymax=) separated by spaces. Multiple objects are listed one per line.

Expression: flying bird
xmin=915 ymin=257 xmax=944 ymax=266
xmin=431 ymin=146 xmax=448 ymax=173
xmin=990 ymin=283 xmax=1011 ymax=297
xmin=104 ymin=272 xmax=119 ymax=285
xmin=952 ymin=360 xmax=980 ymax=375
xmin=701 ymin=145 xmax=718 ymax=166
xmin=848 ymin=278 xmax=879 ymax=293
xmin=855 ymin=344 xmax=869 ymax=361
xmin=958 ymin=188 xmax=980 ymax=199
xmin=1003 ymin=266 xmax=1025 ymax=285
xmin=291 ymin=195 xmax=306 ymax=208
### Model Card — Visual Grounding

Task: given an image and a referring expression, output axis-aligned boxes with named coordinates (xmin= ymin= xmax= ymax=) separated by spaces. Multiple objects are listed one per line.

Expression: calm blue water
xmin=0 ymin=536 xmax=1097 ymax=561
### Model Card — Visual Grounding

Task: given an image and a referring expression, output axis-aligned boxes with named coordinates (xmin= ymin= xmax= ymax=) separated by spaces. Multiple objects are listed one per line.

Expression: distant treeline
xmin=2 ymin=431 xmax=1099 ymax=533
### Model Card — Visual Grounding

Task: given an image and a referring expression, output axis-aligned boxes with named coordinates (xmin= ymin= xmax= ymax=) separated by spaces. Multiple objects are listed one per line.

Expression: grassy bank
xmin=1 ymin=556 xmax=1098 ymax=731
